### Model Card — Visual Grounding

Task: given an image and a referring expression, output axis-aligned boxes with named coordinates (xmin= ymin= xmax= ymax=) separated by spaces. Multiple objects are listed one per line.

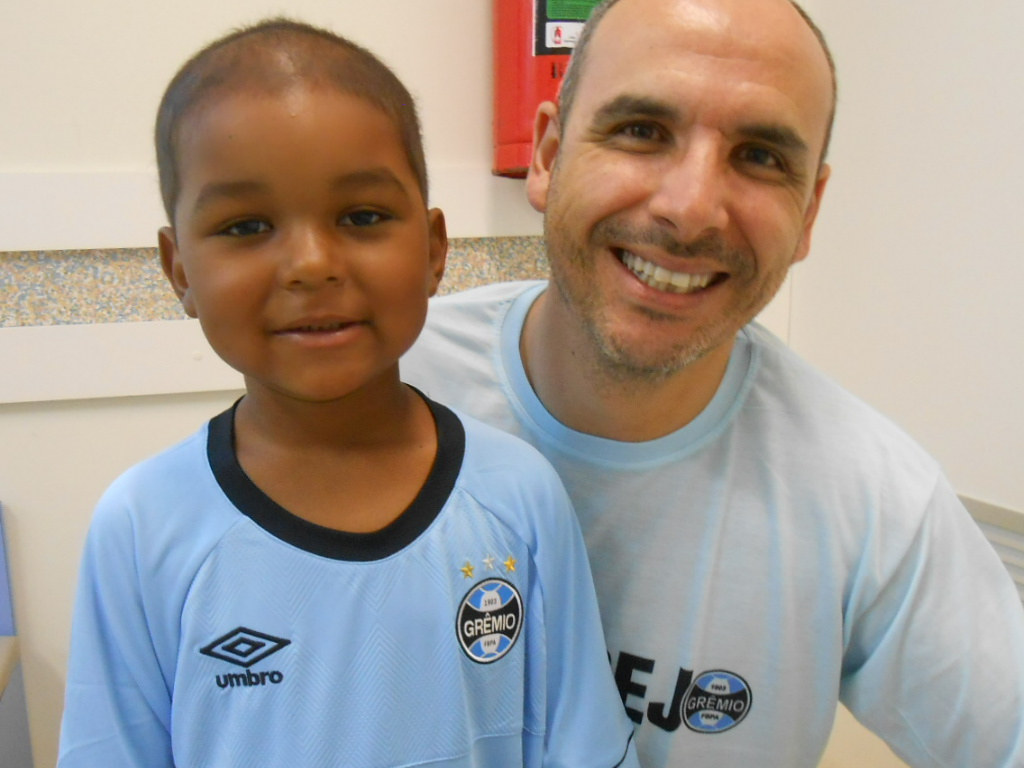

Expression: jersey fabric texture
xmin=401 ymin=280 xmax=1024 ymax=768
xmin=59 ymin=395 xmax=639 ymax=768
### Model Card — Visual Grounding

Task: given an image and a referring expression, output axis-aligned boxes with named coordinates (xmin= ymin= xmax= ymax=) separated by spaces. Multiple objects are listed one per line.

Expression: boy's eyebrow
xmin=190 ymin=169 xmax=411 ymax=213
xmin=331 ymin=168 xmax=409 ymax=194
xmin=192 ymin=180 xmax=266 ymax=213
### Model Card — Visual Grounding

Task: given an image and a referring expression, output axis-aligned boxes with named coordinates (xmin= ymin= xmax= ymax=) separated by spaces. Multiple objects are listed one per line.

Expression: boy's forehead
xmin=202 ymin=32 xmax=341 ymax=78
xmin=178 ymin=35 xmax=366 ymax=126
xmin=175 ymin=86 xmax=422 ymax=201
xmin=179 ymin=80 xmax=382 ymax=156
xmin=159 ymin=24 xmax=430 ymax=219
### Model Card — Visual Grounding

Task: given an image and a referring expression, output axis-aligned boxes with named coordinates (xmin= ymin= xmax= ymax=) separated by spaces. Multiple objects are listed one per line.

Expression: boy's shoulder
xmin=449 ymin=402 xmax=556 ymax=478
xmin=90 ymin=414 xmax=232 ymax=541
xmin=100 ymin=423 xmax=210 ymax=504
xmin=436 ymin=400 xmax=575 ymax=537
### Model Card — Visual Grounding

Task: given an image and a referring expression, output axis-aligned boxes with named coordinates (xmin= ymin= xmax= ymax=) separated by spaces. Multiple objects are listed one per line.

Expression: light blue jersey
xmin=403 ymin=281 xmax=1024 ymax=768
xmin=59 ymin=396 xmax=638 ymax=768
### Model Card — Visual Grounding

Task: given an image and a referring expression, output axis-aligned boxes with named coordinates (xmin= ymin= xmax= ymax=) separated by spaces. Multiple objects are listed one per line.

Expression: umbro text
xmin=216 ymin=670 xmax=284 ymax=689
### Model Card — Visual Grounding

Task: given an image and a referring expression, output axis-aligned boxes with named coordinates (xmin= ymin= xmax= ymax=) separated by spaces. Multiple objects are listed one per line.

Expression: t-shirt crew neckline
xmin=206 ymin=392 xmax=465 ymax=561
xmin=499 ymin=282 xmax=757 ymax=469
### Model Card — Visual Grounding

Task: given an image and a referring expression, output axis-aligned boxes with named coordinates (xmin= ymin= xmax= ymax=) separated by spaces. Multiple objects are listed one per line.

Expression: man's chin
xmin=586 ymin=328 xmax=719 ymax=385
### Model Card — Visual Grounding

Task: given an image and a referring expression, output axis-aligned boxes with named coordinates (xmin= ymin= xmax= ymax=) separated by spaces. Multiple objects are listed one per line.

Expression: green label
xmin=546 ymin=0 xmax=602 ymax=21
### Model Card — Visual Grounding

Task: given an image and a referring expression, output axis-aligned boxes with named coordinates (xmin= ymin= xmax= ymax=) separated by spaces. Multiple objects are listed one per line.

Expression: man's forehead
xmin=588 ymin=0 xmax=831 ymax=98
xmin=571 ymin=0 xmax=833 ymax=146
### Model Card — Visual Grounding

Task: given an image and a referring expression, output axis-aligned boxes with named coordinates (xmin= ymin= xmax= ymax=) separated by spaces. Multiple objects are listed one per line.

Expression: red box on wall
xmin=492 ymin=0 xmax=599 ymax=178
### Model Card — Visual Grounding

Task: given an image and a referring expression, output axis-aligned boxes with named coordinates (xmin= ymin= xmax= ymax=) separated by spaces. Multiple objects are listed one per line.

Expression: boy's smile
xmin=159 ymin=84 xmax=446 ymax=406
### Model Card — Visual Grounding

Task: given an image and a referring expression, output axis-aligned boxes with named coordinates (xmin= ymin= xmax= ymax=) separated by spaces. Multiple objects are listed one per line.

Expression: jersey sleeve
xmin=839 ymin=473 xmax=1024 ymax=766
xmin=520 ymin=466 xmax=640 ymax=768
xmin=58 ymin=493 xmax=175 ymax=768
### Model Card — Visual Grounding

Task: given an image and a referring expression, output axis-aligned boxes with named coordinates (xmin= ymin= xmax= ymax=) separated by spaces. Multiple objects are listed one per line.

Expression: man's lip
xmin=614 ymin=248 xmax=724 ymax=294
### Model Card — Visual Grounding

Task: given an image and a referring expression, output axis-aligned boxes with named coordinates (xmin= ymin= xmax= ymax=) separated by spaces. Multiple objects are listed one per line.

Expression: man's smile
xmin=617 ymin=249 xmax=719 ymax=294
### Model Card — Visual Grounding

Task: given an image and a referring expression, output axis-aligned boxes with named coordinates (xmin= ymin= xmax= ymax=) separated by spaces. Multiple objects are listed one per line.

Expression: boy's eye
xmin=219 ymin=219 xmax=271 ymax=237
xmin=340 ymin=210 xmax=391 ymax=227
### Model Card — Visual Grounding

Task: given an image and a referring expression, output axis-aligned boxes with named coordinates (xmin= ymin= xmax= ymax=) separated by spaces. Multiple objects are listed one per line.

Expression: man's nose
xmin=647 ymin=140 xmax=729 ymax=239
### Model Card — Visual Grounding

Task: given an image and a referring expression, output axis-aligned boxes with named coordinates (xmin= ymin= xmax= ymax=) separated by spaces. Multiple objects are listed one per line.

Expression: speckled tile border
xmin=0 ymin=236 xmax=547 ymax=328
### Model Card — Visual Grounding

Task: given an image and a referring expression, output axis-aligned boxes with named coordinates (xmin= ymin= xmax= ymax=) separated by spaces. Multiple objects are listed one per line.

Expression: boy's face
xmin=159 ymin=85 xmax=446 ymax=405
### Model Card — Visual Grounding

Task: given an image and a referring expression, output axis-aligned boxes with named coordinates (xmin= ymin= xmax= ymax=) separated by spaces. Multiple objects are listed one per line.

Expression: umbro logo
xmin=200 ymin=627 xmax=291 ymax=668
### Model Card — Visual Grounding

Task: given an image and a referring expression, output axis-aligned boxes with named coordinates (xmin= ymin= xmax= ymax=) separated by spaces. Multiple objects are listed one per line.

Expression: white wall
xmin=792 ymin=0 xmax=1024 ymax=513
xmin=0 ymin=0 xmax=543 ymax=249
xmin=0 ymin=394 xmax=241 ymax=765
xmin=2 ymin=0 xmax=1023 ymax=765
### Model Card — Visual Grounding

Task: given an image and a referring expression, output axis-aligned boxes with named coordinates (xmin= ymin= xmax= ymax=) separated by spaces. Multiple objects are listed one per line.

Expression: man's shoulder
xmin=742 ymin=323 xmax=940 ymax=473
xmin=405 ymin=281 xmax=542 ymax=396
xmin=427 ymin=280 xmax=543 ymax=323
xmin=434 ymin=279 xmax=544 ymax=303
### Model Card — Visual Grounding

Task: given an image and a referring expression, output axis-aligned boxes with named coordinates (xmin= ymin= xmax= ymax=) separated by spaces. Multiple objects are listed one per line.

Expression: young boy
xmin=57 ymin=19 xmax=638 ymax=768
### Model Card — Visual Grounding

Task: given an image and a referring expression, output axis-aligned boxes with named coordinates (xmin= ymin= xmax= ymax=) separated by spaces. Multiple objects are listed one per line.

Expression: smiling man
xmin=402 ymin=0 xmax=1024 ymax=765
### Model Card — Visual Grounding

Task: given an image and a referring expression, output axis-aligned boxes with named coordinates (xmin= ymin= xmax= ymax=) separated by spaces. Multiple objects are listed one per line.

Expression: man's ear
xmin=525 ymin=101 xmax=561 ymax=214
xmin=792 ymin=164 xmax=831 ymax=266
xmin=425 ymin=208 xmax=448 ymax=297
xmin=158 ymin=226 xmax=197 ymax=317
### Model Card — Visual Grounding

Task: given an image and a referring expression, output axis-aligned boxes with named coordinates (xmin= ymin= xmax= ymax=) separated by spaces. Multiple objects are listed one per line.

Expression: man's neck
xmin=520 ymin=289 xmax=734 ymax=443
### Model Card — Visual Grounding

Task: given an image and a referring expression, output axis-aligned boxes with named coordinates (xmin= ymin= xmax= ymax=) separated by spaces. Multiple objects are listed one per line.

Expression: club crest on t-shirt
xmin=683 ymin=670 xmax=752 ymax=733
xmin=457 ymin=578 xmax=523 ymax=663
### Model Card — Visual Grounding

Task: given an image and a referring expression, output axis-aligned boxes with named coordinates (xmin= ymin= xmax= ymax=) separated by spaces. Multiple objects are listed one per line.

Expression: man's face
xmin=527 ymin=0 xmax=833 ymax=381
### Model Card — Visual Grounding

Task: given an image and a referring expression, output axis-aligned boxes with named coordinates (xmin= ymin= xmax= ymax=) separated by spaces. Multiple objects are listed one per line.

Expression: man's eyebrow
xmin=589 ymin=95 xmax=681 ymax=127
xmin=737 ymin=124 xmax=809 ymax=155
xmin=586 ymin=95 xmax=811 ymax=156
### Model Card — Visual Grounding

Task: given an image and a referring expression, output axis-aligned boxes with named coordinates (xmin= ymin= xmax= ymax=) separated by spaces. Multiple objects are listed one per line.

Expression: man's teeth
xmin=620 ymin=251 xmax=713 ymax=294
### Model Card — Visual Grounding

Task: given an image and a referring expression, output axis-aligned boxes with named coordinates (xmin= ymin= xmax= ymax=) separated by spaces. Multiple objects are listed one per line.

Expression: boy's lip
xmin=273 ymin=315 xmax=367 ymax=334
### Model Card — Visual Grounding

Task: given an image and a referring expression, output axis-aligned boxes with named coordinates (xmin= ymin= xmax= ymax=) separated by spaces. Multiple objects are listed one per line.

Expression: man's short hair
xmin=558 ymin=0 xmax=837 ymax=162
xmin=155 ymin=18 xmax=428 ymax=223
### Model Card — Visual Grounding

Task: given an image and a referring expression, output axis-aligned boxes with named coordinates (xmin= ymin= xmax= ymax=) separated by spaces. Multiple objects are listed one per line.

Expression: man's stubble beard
xmin=542 ymin=206 xmax=791 ymax=388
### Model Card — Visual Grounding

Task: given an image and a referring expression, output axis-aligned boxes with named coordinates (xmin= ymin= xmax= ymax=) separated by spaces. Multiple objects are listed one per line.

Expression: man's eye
xmin=340 ymin=210 xmax=390 ymax=227
xmin=738 ymin=145 xmax=784 ymax=170
xmin=220 ymin=219 xmax=270 ymax=237
xmin=618 ymin=123 xmax=661 ymax=142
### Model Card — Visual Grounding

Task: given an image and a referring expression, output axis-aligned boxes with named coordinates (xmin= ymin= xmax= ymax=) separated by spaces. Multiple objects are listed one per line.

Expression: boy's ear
xmin=525 ymin=101 xmax=561 ymax=214
xmin=425 ymin=208 xmax=448 ymax=297
xmin=158 ymin=226 xmax=198 ymax=318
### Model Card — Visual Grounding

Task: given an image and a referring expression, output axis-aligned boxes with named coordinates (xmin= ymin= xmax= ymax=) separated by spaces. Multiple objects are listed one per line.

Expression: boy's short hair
xmin=155 ymin=18 xmax=429 ymax=223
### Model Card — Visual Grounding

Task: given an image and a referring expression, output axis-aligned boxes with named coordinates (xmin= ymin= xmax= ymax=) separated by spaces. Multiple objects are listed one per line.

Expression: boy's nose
xmin=647 ymin=140 xmax=729 ymax=240
xmin=280 ymin=228 xmax=345 ymax=287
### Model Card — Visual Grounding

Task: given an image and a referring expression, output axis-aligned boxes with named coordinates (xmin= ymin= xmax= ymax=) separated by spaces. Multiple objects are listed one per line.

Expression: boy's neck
xmin=236 ymin=377 xmax=420 ymax=448
xmin=232 ymin=380 xmax=439 ymax=534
